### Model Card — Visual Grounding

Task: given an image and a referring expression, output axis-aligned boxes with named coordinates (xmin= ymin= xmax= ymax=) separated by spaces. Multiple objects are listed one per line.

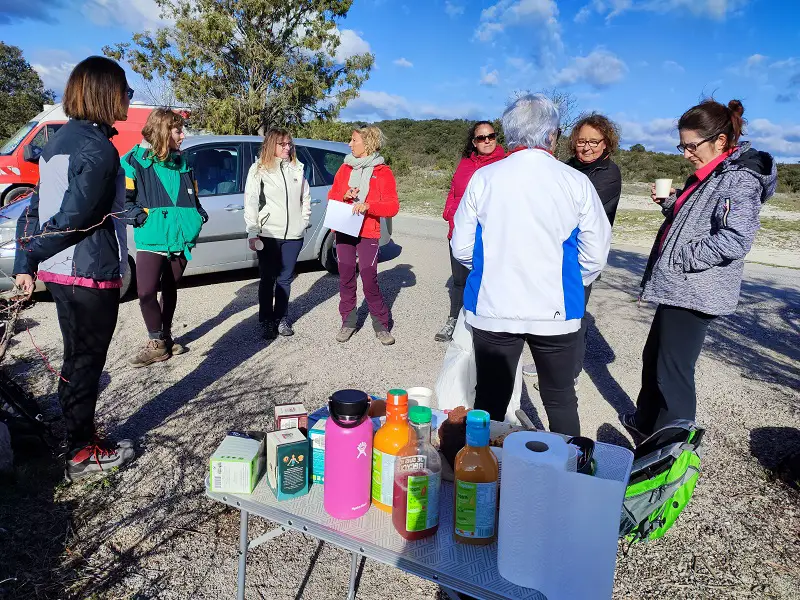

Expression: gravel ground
xmin=1 ymin=214 xmax=798 ymax=600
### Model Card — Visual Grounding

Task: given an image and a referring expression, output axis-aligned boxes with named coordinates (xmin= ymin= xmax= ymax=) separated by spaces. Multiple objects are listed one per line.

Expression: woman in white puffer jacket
xmin=244 ymin=128 xmax=311 ymax=339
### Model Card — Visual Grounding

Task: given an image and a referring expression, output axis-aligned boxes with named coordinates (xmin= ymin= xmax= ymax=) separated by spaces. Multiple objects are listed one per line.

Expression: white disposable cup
xmin=655 ymin=178 xmax=673 ymax=199
xmin=253 ymin=238 xmax=264 ymax=251
xmin=406 ymin=387 xmax=433 ymax=408
xmin=567 ymin=444 xmax=579 ymax=473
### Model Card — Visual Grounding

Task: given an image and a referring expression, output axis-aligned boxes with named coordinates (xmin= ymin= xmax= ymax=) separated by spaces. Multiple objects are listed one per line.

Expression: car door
xmin=184 ymin=142 xmax=249 ymax=273
xmin=298 ymin=145 xmax=345 ymax=262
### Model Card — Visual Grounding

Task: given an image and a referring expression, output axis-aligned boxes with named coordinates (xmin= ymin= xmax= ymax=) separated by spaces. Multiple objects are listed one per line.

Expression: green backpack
xmin=620 ymin=420 xmax=704 ymax=543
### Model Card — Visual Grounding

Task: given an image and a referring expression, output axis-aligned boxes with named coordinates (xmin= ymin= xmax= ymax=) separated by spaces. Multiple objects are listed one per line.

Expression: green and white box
xmin=267 ymin=428 xmax=309 ymax=501
xmin=308 ymin=418 xmax=327 ymax=485
xmin=209 ymin=431 xmax=266 ymax=494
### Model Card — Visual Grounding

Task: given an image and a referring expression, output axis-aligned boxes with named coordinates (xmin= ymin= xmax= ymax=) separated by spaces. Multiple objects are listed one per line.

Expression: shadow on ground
xmin=750 ymin=426 xmax=800 ymax=491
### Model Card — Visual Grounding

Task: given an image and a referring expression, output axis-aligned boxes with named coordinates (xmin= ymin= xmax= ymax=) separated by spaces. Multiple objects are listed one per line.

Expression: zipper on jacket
xmin=280 ymin=161 xmax=289 ymax=240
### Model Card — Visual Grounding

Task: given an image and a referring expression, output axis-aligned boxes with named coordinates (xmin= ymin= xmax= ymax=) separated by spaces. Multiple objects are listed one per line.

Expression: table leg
xmin=346 ymin=551 xmax=360 ymax=600
xmin=237 ymin=510 xmax=249 ymax=600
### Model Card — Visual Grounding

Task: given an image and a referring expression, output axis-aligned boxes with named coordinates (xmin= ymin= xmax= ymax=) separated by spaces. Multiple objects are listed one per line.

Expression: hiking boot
xmin=261 ymin=320 xmax=276 ymax=340
xmin=65 ymin=438 xmax=135 ymax=482
xmin=129 ymin=339 xmax=169 ymax=368
xmin=376 ymin=329 xmax=395 ymax=346
xmin=522 ymin=363 xmax=538 ymax=377
xmin=336 ymin=326 xmax=356 ymax=343
xmin=434 ymin=317 xmax=457 ymax=342
xmin=277 ymin=318 xmax=295 ymax=337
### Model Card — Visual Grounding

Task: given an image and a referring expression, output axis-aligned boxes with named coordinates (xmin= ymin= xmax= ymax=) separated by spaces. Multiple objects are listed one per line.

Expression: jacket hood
xmin=722 ymin=142 xmax=777 ymax=204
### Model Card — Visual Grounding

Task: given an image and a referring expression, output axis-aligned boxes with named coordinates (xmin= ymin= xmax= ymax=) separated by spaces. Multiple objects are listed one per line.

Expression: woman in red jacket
xmin=436 ymin=120 xmax=505 ymax=341
xmin=328 ymin=126 xmax=400 ymax=345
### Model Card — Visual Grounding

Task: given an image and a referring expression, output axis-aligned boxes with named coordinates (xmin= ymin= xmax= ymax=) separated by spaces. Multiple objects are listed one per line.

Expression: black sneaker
xmin=261 ymin=320 xmax=276 ymax=340
xmin=620 ymin=413 xmax=646 ymax=439
xmin=65 ymin=438 xmax=135 ymax=482
xmin=277 ymin=318 xmax=294 ymax=337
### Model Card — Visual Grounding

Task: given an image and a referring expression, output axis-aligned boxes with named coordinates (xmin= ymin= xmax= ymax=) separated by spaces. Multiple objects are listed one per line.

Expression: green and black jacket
xmin=121 ymin=145 xmax=208 ymax=258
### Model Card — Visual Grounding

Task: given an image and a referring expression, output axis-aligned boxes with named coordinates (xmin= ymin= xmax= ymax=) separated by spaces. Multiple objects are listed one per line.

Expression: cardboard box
xmin=209 ymin=431 xmax=266 ymax=494
xmin=274 ymin=402 xmax=308 ymax=434
xmin=308 ymin=418 xmax=327 ymax=485
xmin=267 ymin=428 xmax=309 ymax=501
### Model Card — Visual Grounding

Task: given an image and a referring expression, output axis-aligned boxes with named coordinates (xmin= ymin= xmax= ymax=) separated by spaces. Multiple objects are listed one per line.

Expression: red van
xmin=0 ymin=103 xmax=158 ymax=206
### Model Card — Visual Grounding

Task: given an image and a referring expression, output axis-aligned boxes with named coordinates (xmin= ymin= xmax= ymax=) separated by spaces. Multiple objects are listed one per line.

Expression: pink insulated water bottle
xmin=324 ymin=390 xmax=373 ymax=520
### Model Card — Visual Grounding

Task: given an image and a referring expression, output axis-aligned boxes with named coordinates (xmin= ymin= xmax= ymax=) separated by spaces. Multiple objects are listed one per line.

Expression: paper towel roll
xmin=497 ymin=431 xmax=569 ymax=590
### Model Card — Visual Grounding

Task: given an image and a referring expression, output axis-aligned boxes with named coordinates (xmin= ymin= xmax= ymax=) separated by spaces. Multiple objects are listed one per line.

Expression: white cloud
xmin=393 ymin=57 xmax=413 ymax=68
xmin=334 ymin=29 xmax=372 ymax=63
xmin=480 ymin=67 xmax=500 ymax=86
xmin=747 ymin=118 xmax=800 ymax=158
xmin=475 ymin=0 xmax=561 ymax=47
xmin=81 ymin=0 xmax=171 ymax=31
xmin=616 ymin=116 xmax=678 ymax=153
xmin=554 ymin=49 xmax=628 ymax=88
xmin=506 ymin=56 xmax=534 ymax=72
xmin=662 ymin=60 xmax=685 ymax=73
xmin=341 ymin=90 xmax=486 ymax=122
xmin=444 ymin=1 xmax=465 ymax=17
xmin=31 ymin=50 xmax=78 ymax=95
xmin=576 ymin=0 xmax=748 ymax=21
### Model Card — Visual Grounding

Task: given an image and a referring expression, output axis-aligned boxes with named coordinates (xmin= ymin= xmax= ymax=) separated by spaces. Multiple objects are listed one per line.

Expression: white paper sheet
xmin=323 ymin=200 xmax=365 ymax=237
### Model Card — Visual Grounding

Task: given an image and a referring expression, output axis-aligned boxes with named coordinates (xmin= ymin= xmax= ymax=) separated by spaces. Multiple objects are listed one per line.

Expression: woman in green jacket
xmin=122 ymin=108 xmax=208 ymax=367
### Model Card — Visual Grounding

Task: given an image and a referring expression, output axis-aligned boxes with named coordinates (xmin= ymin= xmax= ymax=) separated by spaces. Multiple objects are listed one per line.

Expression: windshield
xmin=0 ymin=122 xmax=37 ymax=156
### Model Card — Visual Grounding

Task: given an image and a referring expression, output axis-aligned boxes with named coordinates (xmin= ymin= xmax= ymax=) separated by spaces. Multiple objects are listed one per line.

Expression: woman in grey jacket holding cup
xmin=621 ymin=99 xmax=777 ymax=439
xmin=244 ymin=128 xmax=311 ymax=339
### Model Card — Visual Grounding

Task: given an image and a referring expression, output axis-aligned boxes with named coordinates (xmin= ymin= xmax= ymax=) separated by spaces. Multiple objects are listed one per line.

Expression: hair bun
xmin=728 ymin=99 xmax=744 ymax=118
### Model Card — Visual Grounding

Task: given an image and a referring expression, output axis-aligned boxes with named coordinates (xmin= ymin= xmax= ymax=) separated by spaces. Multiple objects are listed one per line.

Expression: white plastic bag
xmin=435 ymin=309 xmax=523 ymax=424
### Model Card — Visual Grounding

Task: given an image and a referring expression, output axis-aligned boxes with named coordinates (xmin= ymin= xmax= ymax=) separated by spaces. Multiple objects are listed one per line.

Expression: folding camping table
xmin=205 ymin=442 xmax=633 ymax=600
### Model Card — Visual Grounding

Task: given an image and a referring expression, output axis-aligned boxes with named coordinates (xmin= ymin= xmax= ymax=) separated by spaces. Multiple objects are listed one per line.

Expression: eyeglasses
xmin=576 ymin=139 xmax=604 ymax=148
xmin=473 ymin=133 xmax=497 ymax=143
xmin=276 ymin=141 xmax=293 ymax=148
xmin=677 ymin=134 xmax=717 ymax=154
xmin=126 ymin=87 xmax=135 ymax=100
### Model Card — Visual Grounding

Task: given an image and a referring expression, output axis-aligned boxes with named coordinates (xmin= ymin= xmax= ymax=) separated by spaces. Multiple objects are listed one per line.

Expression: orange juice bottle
xmin=372 ymin=389 xmax=410 ymax=513
xmin=453 ymin=410 xmax=499 ymax=545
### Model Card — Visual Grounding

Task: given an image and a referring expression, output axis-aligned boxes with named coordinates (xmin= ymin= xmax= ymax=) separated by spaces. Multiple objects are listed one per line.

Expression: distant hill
xmin=298 ymin=118 xmax=800 ymax=194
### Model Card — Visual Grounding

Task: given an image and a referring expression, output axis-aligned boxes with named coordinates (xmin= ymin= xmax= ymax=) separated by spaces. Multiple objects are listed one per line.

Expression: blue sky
xmin=2 ymin=0 xmax=799 ymax=160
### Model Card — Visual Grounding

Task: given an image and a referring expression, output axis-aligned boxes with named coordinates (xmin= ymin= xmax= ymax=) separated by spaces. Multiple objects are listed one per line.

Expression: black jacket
xmin=567 ymin=155 xmax=622 ymax=227
xmin=13 ymin=120 xmax=124 ymax=282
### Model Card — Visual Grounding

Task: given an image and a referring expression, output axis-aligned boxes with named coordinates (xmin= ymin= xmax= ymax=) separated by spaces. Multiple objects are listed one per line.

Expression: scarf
xmin=344 ymin=152 xmax=385 ymax=203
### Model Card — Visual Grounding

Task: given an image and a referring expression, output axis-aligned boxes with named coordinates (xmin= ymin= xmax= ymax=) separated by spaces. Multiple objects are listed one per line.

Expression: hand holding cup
xmin=652 ymin=179 xmax=675 ymax=204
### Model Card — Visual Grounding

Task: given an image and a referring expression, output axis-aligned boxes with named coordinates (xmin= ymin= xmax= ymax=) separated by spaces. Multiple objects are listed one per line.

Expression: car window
xmin=186 ymin=145 xmax=242 ymax=197
xmin=29 ymin=124 xmax=62 ymax=150
xmin=304 ymin=147 xmax=345 ymax=187
xmin=294 ymin=146 xmax=316 ymax=185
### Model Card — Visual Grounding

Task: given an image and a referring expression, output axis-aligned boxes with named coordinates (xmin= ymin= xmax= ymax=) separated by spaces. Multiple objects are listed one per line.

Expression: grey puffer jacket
xmin=641 ymin=143 xmax=777 ymax=316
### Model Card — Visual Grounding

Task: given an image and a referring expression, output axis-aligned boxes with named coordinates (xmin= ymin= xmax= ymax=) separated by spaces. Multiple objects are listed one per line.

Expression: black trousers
xmin=635 ymin=304 xmax=716 ymax=435
xmin=472 ymin=327 xmax=581 ymax=436
xmin=48 ymin=283 xmax=120 ymax=450
xmin=449 ymin=246 xmax=470 ymax=319
xmin=575 ymin=283 xmax=593 ymax=378
xmin=256 ymin=237 xmax=303 ymax=323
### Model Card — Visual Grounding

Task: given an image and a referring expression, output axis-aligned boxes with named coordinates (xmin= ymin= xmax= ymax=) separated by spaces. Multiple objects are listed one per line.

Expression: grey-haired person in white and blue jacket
xmin=451 ymin=94 xmax=612 ymax=436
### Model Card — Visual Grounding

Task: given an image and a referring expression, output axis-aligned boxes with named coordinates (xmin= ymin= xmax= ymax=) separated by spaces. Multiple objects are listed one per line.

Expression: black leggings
xmin=472 ymin=327 xmax=581 ymax=436
xmin=635 ymin=304 xmax=716 ymax=434
xmin=136 ymin=251 xmax=188 ymax=339
xmin=449 ymin=245 xmax=470 ymax=319
xmin=49 ymin=283 xmax=120 ymax=450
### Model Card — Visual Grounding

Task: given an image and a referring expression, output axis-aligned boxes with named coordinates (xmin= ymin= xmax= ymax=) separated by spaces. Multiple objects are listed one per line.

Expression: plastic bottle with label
xmin=372 ymin=389 xmax=410 ymax=513
xmin=453 ymin=409 xmax=499 ymax=545
xmin=392 ymin=406 xmax=441 ymax=540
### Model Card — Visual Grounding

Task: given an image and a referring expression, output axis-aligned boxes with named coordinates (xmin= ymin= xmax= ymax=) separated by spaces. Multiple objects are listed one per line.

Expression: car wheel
xmin=2 ymin=187 xmax=34 ymax=207
xmin=120 ymin=255 xmax=136 ymax=301
xmin=320 ymin=231 xmax=339 ymax=275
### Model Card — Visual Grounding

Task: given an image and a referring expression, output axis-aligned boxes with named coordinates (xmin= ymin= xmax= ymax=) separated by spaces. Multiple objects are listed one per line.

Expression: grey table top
xmin=205 ymin=441 xmax=633 ymax=600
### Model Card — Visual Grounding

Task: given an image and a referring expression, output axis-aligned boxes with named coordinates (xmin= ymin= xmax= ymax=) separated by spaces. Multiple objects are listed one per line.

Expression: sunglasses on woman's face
xmin=474 ymin=133 xmax=497 ymax=143
xmin=126 ymin=87 xmax=135 ymax=100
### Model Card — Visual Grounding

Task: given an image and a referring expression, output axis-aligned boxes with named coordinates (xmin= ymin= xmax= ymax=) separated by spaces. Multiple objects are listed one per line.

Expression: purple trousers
xmin=336 ymin=233 xmax=390 ymax=331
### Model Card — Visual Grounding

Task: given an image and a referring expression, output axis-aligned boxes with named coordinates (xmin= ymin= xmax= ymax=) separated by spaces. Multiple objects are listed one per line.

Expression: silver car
xmin=0 ymin=135 xmax=392 ymax=297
